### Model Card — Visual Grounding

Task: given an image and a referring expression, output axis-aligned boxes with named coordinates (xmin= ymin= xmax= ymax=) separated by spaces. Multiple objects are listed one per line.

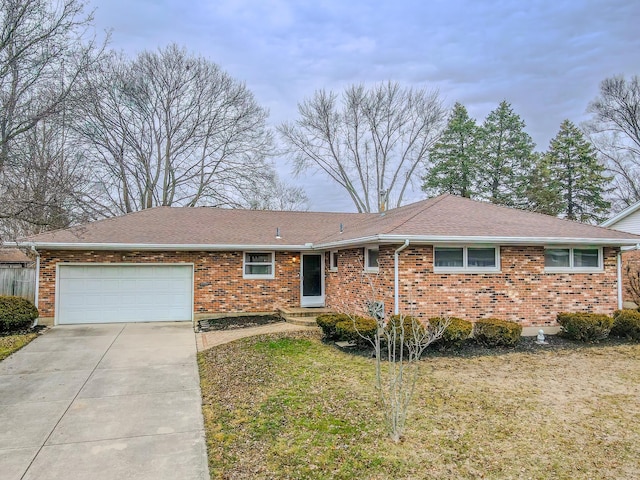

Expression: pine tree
xmin=477 ymin=101 xmax=535 ymax=207
xmin=423 ymin=102 xmax=480 ymax=198
xmin=524 ymin=153 xmax=564 ymax=216
xmin=542 ymin=120 xmax=611 ymax=223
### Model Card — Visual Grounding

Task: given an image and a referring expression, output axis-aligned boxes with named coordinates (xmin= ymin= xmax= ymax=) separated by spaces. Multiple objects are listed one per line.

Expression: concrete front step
xmin=278 ymin=307 xmax=334 ymax=318
xmin=282 ymin=315 xmax=319 ymax=327
xmin=278 ymin=307 xmax=334 ymax=327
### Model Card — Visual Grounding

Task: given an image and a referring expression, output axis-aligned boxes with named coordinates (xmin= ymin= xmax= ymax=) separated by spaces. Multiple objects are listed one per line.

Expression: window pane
xmin=545 ymin=249 xmax=570 ymax=268
xmin=574 ymin=248 xmax=599 ymax=268
xmin=245 ymin=264 xmax=271 ymax=275
xmin=246 ymin=253 xmax=271 ymax=263
xmin=434 ymin=247 xmax=463 ymax=267
xmin=367 ymin=248 xmax=379 ymax=268
xmin=468 ymin=248 xmax=496 ymax=267
xmin=331 ymin=252 xmax=338 ymax=269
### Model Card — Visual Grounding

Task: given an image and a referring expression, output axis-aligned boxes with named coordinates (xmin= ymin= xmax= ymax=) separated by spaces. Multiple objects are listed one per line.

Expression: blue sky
xmin=88 ymin=0 xmax=640 ymax=211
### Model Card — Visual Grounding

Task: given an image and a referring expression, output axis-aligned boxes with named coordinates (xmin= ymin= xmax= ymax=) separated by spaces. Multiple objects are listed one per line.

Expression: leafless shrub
xmin=341 ymin=267 xmax=449 ymax=442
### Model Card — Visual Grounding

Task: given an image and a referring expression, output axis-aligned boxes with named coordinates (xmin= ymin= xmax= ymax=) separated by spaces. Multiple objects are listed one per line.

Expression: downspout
xmin=31 ymin=246 xmax=40 ymax=327
xmin=394 ymin=240 xmax=410 ymax=315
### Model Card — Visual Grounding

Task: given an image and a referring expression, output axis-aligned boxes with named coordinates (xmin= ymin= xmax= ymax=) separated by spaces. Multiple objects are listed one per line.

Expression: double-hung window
xmin=544 ymin=247 xmax=602 ymax=272
xmin=433 ymin=246 xmax=500 ymax=272
xmin=243 ymin=252 xmax=275 ymax=279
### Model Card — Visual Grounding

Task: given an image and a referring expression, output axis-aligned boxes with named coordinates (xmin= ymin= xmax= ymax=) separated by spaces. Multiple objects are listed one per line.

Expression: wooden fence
xmin=0 ymin=267 xmax=35 ymax=302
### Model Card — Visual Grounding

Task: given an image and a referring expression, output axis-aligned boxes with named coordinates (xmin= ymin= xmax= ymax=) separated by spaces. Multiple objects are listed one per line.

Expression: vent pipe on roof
xmin=379 ymin=189 xmax=389 ymax=214
xmin=339 ymin=223 xmax=343 ymax=234
xmin=276 ymin=227 xmax=281 ymax=239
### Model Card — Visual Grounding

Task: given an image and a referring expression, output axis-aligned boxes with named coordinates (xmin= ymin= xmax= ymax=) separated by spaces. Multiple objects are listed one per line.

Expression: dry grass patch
xmin=0 ymin=332 xmax=37 ymax=361
xmin=198 ymin=332 xmax=640 ymax=479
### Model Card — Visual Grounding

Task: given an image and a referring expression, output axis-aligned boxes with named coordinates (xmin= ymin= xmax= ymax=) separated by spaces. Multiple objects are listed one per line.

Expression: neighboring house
xmin=0 ymin=247 xmax=33 ymax=268
xmin=602 ymin=201 xmax=640 ymax=305
xmin=8 ymin=194 xmax=640 ymax=331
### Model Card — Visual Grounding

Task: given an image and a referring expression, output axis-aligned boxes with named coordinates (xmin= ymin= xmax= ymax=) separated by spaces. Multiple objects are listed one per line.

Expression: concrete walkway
xmin=196 ymin=321 xmax=318 ymax=351
xmin=0 ymin=322 xmax=208 ymax=480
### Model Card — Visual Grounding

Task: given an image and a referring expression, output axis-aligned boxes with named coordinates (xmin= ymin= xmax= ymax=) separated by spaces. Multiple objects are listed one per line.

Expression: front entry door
xmin=301 ymin=253 xmax=325 ymax=307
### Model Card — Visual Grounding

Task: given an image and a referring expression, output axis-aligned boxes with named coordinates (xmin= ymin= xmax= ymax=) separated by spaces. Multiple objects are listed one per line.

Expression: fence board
xmin=0 ymin=267 xmax=35 ymax=302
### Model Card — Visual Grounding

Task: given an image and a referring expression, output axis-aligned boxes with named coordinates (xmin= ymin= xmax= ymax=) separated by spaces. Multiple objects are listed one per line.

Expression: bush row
xmin=0 ymin=296 xmax=39 ymax=333
xmin=557 ymin=310 xmax=640 ymax=342
xmin=316 ymin=314 xmax=521 ymax=349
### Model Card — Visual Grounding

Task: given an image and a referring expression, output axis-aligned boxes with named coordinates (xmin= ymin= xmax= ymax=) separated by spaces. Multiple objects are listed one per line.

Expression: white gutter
xmin=315 ymin=234 xmax=640 ymax=249
xmin=10 ymin=242 xmax=313 ymax=252
xmin=394 ymin=240 xmax=410 ymax=315
xmin=9 ymin=235 xmax=640 ymax=252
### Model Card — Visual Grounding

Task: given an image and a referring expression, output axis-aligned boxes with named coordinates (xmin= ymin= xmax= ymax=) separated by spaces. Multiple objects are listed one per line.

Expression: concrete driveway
xmin=0 ymin=322 xmax=209 ymax=480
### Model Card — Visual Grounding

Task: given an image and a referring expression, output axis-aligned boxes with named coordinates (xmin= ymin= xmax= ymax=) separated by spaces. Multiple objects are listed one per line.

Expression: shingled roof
xmin=0 ymin=247 xmax=32 ymax=264
xmin=15 ymin=195 xmax=640 ymax=250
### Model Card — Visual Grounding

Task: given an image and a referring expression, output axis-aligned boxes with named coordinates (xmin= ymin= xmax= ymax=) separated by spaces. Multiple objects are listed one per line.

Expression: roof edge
xmin=315 ymin=234 xmax=640 ymax=249
xmin=8 ymin=242 xmax=315 ymax=252
xmin=601 ymin=201 xmax=640 ymax=227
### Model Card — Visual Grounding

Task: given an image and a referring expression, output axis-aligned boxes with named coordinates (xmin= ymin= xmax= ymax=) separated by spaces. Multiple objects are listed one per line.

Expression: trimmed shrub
xmin=335 ymin=316 xmax=378 ymax=348
xmin=611 ymin=310 xmax=640 ymax=341
xmin=556 ymin=312 xmax=613 ymax=342
xmin=473 ymin=318 xmax=522 ymax=347
xmin=429 ymin=316 xmax=473 ymax=349
xmin=0 ymin=296 xmax=39 ymax=333
xmin=316 ymin=313 xmax=351 ymax=340
xmin=386 ymin=314 xmax=426 ymax=345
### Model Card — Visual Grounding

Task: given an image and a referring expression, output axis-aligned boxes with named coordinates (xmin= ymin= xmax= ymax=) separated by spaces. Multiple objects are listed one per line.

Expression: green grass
xmin=0 ymin=332 xmax=37 ymax=361
xmin=198 ymin=331 xmax=640 ymax=479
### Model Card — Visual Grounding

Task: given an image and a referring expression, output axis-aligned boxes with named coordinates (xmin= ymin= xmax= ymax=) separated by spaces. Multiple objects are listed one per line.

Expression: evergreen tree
xmin=423 ymin=102 xmax=480 ymax=198
xmin=542 ymin=120 xmax=611 ymax=223
xmin=477 ymin=101 xmax=535 ymax=207
xmin=524 ymin=153 xmax=564 ymax=216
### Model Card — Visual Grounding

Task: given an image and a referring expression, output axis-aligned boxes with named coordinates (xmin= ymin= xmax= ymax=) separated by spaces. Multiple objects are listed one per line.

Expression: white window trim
xmin=364 ymin=245 xmax=379 ymax=273
xmin=544 ymin=246 xmax=603 ymax=273
xmin=242 ymin=251 xmax=275 ymax=279
xmin=433 ymin=245 xmax=501 ymax=273
xmin=329 ymin=250 xmax=338 ymax=272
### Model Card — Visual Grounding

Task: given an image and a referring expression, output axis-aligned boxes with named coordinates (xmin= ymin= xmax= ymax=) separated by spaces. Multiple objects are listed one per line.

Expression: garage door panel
xmin=57 ymin=265 xmax=193 ymax=324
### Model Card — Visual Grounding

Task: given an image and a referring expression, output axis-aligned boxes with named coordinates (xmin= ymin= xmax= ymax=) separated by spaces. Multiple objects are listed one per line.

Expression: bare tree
xmin=74 ymin=45 xmax=292 ymax=213
xmin=242 ymin=171 xmax=309 ymax=211
xmin=0 ymin=0 xmax=103 ymax=171
xmin=585 ymin=75 xmax=640 ymax=211
xmin=0 ymin=0 xmax=106 ymax=238
xmin=0 ymin=113 xmax=99 ymax=239
xmin=342 ymin=267 xmax=448 ymax=442
xmin=279 ymin=82 xmax=446 ymax=213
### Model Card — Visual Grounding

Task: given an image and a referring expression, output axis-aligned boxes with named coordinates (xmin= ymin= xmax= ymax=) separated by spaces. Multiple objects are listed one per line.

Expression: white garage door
xmin=57 ymin=264 xmax=193 ymax=324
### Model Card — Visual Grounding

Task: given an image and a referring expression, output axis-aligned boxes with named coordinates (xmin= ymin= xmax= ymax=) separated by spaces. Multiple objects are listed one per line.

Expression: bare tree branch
xmin=279 ymin=81 xmax=446 ymax=213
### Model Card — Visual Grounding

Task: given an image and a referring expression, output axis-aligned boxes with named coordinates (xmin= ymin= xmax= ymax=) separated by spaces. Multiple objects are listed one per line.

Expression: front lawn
xmin=0 ymin=332 xmax=37 ymax=361
xmin=198 ymin=332 xmax=640 ymax=479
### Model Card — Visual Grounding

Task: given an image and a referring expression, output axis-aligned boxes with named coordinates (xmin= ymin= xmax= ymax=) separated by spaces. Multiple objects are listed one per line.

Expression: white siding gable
xmin=608 ymin=208 xmax=640 ymax=234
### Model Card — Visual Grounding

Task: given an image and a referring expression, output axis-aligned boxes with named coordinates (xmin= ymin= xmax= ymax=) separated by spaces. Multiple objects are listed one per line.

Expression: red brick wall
xmin=37 ymin=250 xmax=301 ymax=317
xmin=39 ymin=246 xmax=620 ymax=326
xmin=325 ymin=245 xmax=619 ymax=327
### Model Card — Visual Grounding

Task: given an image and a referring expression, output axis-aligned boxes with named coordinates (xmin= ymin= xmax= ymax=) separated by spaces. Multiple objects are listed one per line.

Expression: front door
xmin=300 ymin=253 xmax=325 ymax=307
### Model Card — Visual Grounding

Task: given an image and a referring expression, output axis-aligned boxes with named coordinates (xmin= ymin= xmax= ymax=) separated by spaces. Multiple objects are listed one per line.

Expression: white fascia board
xmin=13 ymin=242 xmax=314 ymax=252
xmin=601 ymin=202 xmax=640 ymax=227
xmin=315 ymin=234 xmax=640 ymax=248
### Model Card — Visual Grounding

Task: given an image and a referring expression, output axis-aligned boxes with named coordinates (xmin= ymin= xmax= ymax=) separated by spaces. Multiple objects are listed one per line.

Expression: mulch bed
xmin=332 ymin=333 xmax=637 ymax=358
xmin=198 ymin=315 xmax=282 ymax=332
